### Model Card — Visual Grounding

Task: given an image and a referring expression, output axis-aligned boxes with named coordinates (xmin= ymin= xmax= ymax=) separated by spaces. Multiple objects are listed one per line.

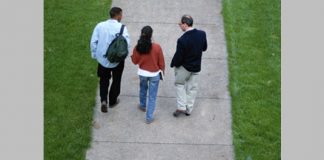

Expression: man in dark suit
xmin=171 ymin=15 xmax=208 ymax=117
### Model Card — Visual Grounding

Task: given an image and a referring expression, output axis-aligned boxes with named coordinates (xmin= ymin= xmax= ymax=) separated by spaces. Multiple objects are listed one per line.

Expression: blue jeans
xmin=139 ymin=74 xmax=160 ymax=121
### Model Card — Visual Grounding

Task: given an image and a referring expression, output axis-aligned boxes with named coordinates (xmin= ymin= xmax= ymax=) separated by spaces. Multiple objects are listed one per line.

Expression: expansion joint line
xmin=93 ymin=140 xmax=233 ymax=147
xmin=120 ymin=94 xmax=230 ymax=100
xmin=123 ymin=21 xmax=217 ymax=26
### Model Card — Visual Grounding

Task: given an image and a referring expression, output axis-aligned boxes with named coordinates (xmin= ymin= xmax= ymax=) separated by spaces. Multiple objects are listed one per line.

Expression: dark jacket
xmin=170 ymin=29 xmax=207 ymax=72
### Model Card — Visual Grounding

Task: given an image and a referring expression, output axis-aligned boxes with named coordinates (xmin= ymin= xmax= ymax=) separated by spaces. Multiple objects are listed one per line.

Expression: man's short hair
xmin=181 ymin=15 xmax=193 ymax=27
xmin=109 ymin=7 xmax=122 ymax=18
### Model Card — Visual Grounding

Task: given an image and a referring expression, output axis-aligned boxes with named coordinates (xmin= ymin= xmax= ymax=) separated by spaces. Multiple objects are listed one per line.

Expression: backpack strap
xmin=119 ymin=25 xmax=125 ymax=36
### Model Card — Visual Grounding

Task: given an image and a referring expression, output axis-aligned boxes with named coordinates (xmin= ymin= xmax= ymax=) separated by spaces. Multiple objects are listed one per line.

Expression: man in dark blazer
xmin=171 ymin=15 xmax=207 ymax=117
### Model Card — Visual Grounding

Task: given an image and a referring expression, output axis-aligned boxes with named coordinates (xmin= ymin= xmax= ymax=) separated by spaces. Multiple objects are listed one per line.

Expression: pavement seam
xmin=162 ymin=57 xmax=227 ymax=60
xmin=93 ymin=140 xmax=233 ymax=147
xmin=118 ymin=94 xmax=230 ymax=100
xmin=123 ymin=21 xmax=218 ymax=26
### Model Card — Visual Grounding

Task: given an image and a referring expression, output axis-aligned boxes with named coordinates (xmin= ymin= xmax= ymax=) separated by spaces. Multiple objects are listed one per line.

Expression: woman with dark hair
xmin=131 ymin=26 xmax=165 ymax=124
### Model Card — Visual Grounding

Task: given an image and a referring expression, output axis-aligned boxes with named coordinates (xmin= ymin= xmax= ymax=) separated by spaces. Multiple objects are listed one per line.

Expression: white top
xmin=137 ymin=68 xmax=160 ymax=77
xmin=90 ymin=19 xmax=131 ymax=68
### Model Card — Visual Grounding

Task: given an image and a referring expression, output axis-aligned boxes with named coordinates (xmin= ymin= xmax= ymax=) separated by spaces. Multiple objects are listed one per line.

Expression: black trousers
xmin=97 ymin=61 xmax=124 ymax=105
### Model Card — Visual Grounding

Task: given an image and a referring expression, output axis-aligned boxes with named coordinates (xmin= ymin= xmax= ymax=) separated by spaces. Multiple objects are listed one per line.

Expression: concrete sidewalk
xmin=86 ymin=0 xmax=233 ymax=159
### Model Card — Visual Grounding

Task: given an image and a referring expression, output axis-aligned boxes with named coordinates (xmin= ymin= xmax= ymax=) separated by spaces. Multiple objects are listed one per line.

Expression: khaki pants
xmin=174 ymin=66 xmax=199 ymax=113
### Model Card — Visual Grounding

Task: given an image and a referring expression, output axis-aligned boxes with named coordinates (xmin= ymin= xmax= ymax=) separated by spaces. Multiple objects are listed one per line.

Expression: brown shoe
xmin=173 ymin=109 xmax=187 ymax=117
xmin=109 ymin=99 xmax=120 ymax=108
xmin=101 ymin=101 xmax=108 ymax=113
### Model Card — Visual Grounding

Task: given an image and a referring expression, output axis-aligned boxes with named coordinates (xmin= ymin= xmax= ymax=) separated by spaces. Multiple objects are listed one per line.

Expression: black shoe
xmin=185 ymin=109 xmax=191 ymax=116
xmin=145 ymin=118 xmax=154 ymax=124
xmin=138 ymin=105 xmax=146 ymax=112
xmin=101 ymin=101 xmax=108 ymax=113
xmin=173 ymin=110 xmax=186 ymax=117
xmin=109 ymin=99 xmax=120 ymax=108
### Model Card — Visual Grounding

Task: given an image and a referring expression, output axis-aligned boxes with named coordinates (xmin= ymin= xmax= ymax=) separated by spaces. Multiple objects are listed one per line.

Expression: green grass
xmin=222 ymin=0 xmax=280 ymax=159
xmin=44 ymin=0 xmax=111 ymax=159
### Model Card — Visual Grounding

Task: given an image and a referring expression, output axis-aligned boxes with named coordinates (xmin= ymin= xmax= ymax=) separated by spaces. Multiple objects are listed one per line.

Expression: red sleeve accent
xmin=157 ymin=44 xmax=165 ymax=72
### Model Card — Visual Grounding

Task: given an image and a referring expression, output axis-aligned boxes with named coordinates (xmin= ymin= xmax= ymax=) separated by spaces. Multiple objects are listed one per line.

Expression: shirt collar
xmin=185 ymin=27 xmax=195 ymax=32
xmin=108 ymin=19 xmax=119 ymax=23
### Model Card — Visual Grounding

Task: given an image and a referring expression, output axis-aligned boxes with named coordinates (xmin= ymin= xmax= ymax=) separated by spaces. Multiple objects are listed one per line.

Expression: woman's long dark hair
xmin=136 ymin=26 xmax=153 ymax=54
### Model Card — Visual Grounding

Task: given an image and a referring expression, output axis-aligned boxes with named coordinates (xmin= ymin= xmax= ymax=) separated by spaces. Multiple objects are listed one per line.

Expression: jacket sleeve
xmin=203 ymin=31 xmax=207 ymax=52
xmin=170 ymin=39 xmax=184 ymax=68
xmin=131 ymin=47 xmax=139 ymax=64
xmin=158 ymin=45 xmax=165 ymax=72
xmin=90 ymin=24 xmax=100 ymax=59
xmin=122 ymin=26 xmax=131 ymax=56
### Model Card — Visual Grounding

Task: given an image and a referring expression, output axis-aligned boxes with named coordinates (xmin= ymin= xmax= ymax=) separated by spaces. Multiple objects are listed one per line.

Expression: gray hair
xmin=181 ymin=15 xmax=193 ymax=26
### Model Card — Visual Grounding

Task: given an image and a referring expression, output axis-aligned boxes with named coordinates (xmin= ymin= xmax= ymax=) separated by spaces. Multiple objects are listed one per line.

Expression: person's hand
xmin=91 ymin=53 xmax=96 ymax=59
